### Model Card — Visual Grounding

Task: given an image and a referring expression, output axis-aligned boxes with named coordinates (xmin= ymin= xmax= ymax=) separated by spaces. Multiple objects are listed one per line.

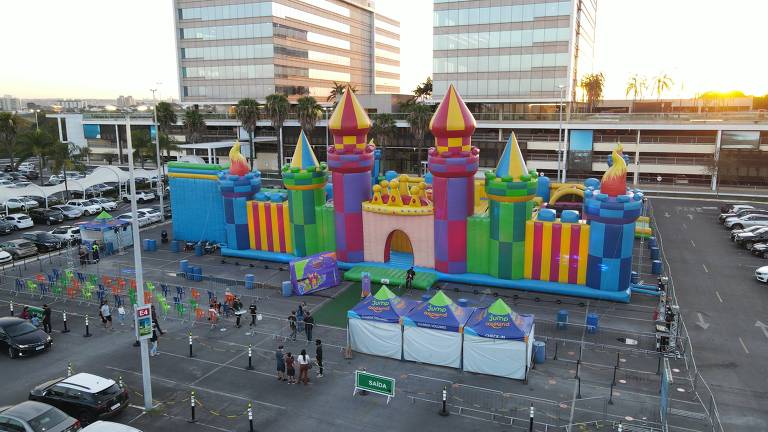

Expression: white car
xmin=0 ymin=250 xmax=12 ymax=264
xmin=122 ymin=191 xmax=156 ymax=204
xmin=725 ymin=213 xmax=768 ymax=230
xmin=82 ymin=421 xmax=143 ymax=432
xmin=756 ymin=266 xmax=768 ymax=283
xmin=118 ymin=212 xmax=151 ymax=227
xmin=49 ymin=225 xmax=82 ymax=242
xmin=48 ymin=175 xmax=63 ymax=184
xmin=3 ymin=197 xmax=39 ymax=211
xmin=67 ymin=199 xmax=102 ymax=216
xmin=138 ymin=208 xmax=161 ymax=223
xmin=91 ymin=197 xmax=118 ymax=211
xmin=0 ymin=179 xmax=14 ymax=187
xmin=3 ymin=214 xmax=34 ymax=229
xmin=18 ymin=162 xmax=35 ymax=171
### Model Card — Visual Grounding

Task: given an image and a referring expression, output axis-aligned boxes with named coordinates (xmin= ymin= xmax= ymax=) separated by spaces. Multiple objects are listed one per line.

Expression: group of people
xmin=287 ymin=301 xmax=315 ymax=342
xmin=18 ymin=304 xmax=52 ymax=333
xmin=79 ymin=243 xmax=101 ymax=266
xmin=275 ymin=339 xmax=323 ymax=385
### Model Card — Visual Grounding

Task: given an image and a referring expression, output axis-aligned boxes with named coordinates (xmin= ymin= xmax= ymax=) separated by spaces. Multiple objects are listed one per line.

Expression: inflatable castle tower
xmin=218 ymin=143 xmax=261 ymax=250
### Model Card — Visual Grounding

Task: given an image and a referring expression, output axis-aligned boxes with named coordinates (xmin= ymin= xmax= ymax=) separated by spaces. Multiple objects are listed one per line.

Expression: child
xmin=285 ymin=352 xmax=296 ymax=384
xmin=117 ymin=305 xmax=126 ymax=326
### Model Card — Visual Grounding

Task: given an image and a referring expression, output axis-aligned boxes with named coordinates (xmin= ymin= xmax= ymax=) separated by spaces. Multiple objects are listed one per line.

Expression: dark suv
xmin=0 ymin=219 xmax=14 ymax=235
xmin=29 ymin=373 xmax=129 ymax=424
xmin=29 ymin=208 xmax=65 ymax=225
xmin=21 ymin=231 xmax=63 ymax=252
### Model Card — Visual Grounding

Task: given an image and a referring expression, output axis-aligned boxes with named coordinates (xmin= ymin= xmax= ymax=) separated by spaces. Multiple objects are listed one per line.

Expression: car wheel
xmin=746 ymin=242 xmax=754 ymax=250
xmin=8 ymin=346 xmax=17 ymax=359
xmin=138 ymin=199 xmax=145 ymax=204
xmin=732 ymin=224 xmax=743 ymax=230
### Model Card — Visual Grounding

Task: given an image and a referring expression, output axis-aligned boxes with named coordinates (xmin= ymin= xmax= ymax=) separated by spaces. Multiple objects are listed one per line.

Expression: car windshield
xmin=16 ymin=241 xmax=34 ymax=248
xmin=5 ymin=321 xmax=38 ymax=337
xmin=38 ymin=234 xmax=58 ymax=241
xmin=58 ymin=206 xmax=75 ymax=211
xmin=52 ymin=228 xmax=67 ymax=234
xmin=28 ymin=407 xmax=70 ymax=432
xmin=18 ymin=216 xmax=30 ymax=220
xmin=94 ymin=383 xmax=122 ymax=400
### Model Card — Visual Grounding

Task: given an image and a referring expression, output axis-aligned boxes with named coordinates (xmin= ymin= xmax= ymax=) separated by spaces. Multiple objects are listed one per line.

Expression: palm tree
xmin=159 ymin=133 xmax=179 ymax=160
xmin=404 ymin=103 xmax=432 ymax=161
xmin=265 ymin=93 xmax=289 ymax=168
xmin=413 ymin=77 xmax=433 ymax=101
xmin=155 ymin=102 xmax=178 ymax=135
xmin=236 ymin=98 xmax=261 ymax=169
xmin=183 ymin=107 xmax=206 ymax=144
xmin=131 ymin=130 xmax=152 ymax=169
xmin=17 ymin=129 xmax=55 ymax=184
xmin=579 ymin=73 xmax=606 ymax=113
xmin=327 ymin=82 xmax=357 ymax=105
xmin=50 ymin=142 xmax=80 ymax=200
xmin=625 ymin=75 xmax=647 ymax=114
xmin=0 ymin=112 xmax=20 ymax=170
xmin=370 ymin=113 xmax=397 ymax=170
xmin=296 ymin=96 xmax=322 ymax=133
xmin=651 ymin=74 xmax=674 ymax=102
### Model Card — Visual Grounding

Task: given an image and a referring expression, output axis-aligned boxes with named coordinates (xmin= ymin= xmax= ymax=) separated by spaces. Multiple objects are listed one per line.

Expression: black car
xmin=0 ymin=317 xmax=53 ymax=358
xmin=23 ymin=195 xmax=47 ymax=207
xmin=21 ymin=231 xmax=64 ymax=252
xmin=29 ymin=373 xmax=129 ymax=424
xmin=0 ymin=219 xmax=14 ymax=235
xmin=20 ymin=169 xmax=40 ymax=180
xmin=751 ymin=242 xmax=768 ymax=258
xmin=29 ymin=208 xmax=65 ymax=225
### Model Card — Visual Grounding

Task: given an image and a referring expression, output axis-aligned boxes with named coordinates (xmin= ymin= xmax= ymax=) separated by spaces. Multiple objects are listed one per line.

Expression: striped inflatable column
xmin=219 ymin=172 xmax=261 ymax=250
xmin=284 ymin=176 xmax=327 ymax=256
xmin=584 ymin=189 xmax=644 ymax=291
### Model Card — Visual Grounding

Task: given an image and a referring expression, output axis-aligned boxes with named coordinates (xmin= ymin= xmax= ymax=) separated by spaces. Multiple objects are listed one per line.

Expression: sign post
xmin=354 ymin=370 xmax=395 ymax=405
xmin=135 ymin=305 xmax=152 ymax=340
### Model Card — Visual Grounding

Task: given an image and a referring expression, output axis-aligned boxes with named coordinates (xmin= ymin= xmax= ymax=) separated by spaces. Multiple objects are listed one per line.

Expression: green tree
xmin=17 ymin=129 xmax=55 ymax=184
xmin=159 ymin=133 xmax=179 ymax=160
xmin=236 ymin=98 xmax=261 ymax=169
xmin=265 ymin=93 xmax=290 ymax=168
xmin=183 ymin=107 xmax=206 ymax=144
xmin=131 ymin=130 xmax=152 ymax=169
xmin=155 ymin=102 xmax=178 ymax=135
xmin=50 ymin=142 xmax=81 ymax=200
xmin=404 ymin=103 xmax=432 ymax=160
xmin=625 ymin=74 xmax=647 ymax=113
xmin=0 ymin=112 xmax=21 ymax=170
xmin=413 ymin=77 xmax=433 ymax=101
xmin=78 ymin=147 xmax=92 ymax=165
xmin=651 ymin=74 xmax=674 ymax=102
xmin=579 ymin=72 xmax=606 ymax=113
xmin=327 ymin=82 xmax=357 ymax=104
xmin=370 ymin=113 xmax=398 ymax=170
xmin=296 ymin=96 xmax=322 ymax=133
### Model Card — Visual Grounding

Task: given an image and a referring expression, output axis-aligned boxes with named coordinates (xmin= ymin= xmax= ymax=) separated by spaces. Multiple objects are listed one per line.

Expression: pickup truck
xmin=122 ymin=190 xmax=156 ymax=204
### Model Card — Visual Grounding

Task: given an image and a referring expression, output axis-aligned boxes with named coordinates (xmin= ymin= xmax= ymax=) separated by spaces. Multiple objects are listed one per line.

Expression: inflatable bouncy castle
xmin=169 ymin=85 xmax=644 ymax=302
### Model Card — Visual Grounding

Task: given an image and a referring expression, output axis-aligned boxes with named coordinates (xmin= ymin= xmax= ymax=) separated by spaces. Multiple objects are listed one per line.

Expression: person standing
xmin=406 ymin=267 xmax=416 ymax=289
xmin=297 ymin=349 xmax=310 ymax=385
xmin=42 ymin=304 xmax=52 ymax=334
xmin=288 ymin=311 xmax=297 ymax=341
xmin=304 ymin=311 xmax=315 ymax=343
xmin=150 ymin=321 xmax=160 ymax=357
xmin=285 ymin=352 xmax=296 ymax=384
xmin=92 ymin=243 xmax=100 ymax=263
xmin=100 ymin=300 xmax=112 ymax=330
xmin=296 ymin=304 xmax=305 ymax=334
xmin=249 ymin=301 xmax=258 ymax=327
xmin=315 ymin=339 xmax=323 ymax=378
xmin=275 ymin=345 xmax=286 ymax=381
xmin=233 ymin=296 xmax=243 ymax=328
xmin=151 ymin=305 xmax=164 ymax=335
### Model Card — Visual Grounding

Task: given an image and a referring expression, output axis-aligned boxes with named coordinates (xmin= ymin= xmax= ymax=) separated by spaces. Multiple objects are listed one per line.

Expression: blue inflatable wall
xmin=170 ymin=177 xmax=226 ymax=243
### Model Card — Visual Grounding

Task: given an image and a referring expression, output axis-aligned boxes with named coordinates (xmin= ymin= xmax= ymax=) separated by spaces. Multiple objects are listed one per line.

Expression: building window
xmin=180 ymin=23 xmax=273 ymax=41
xmin=179 ymin=2 xmax=271 ymax=21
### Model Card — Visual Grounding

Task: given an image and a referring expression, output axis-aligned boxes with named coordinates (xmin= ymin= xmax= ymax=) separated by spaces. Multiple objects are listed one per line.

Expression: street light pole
xmin=557 ymin=85 xmax=565 ymax=183
xmin=150 ymin=90 xmax=165 ymax=222
xmin=125 ymin=114 xmax=153 ymax=411
xmin=33 ymin=109 xmax=40 ymax=131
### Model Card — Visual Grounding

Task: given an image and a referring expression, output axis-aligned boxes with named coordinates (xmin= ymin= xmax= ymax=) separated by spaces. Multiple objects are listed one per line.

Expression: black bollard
xmin=9 ymin=301 xmax=13 ymax=316
xmin=553 ymin=341 xmax=559 ymax=360
xmin=577 ymin=376 xmax=582 ymax=399
xmin=528 ymin=404 xmax=534 ymax=432
xmin=247 ymin=345 xmax=253 ymax=370
xmin=188 ymin=391 xmax=197 ymax=423
xmin=439 ymin=386 xmax=449 ymax=416
xmin=188 ymin=331 xmax=194 ymax=358
xmin=248 ymin=402 xmax=254 ymax=432
xmin=83 ymin=314 xmax=91 ymax=337
xmin=62 ymin=311 xmax=70 ymax=333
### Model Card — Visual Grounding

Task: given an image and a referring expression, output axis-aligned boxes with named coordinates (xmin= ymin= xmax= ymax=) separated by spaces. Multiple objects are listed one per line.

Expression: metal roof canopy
xmin=178 ymin=137 xmax=275 ymax=150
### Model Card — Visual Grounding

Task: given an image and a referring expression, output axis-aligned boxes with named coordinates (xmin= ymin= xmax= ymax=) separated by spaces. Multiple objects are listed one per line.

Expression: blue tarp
xmin=347 ymin=286 xmax=419 ymax=323
xmin=402 ymin=291 xmax=472 ymax=332
xmin=464 ymin=298 xmax=534 ymax=340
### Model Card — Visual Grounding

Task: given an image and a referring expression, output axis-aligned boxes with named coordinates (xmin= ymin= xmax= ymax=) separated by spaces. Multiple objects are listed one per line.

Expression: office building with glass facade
xmin=174 ymin=0 xmax=400 ymax=103
xmin=433 ymin=0 xmax=596 ymax=103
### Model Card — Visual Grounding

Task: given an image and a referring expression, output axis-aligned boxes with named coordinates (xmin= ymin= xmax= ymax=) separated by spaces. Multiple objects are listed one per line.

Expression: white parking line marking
xmin=682 ymin=223 xmax=687 ymax=230
xmin=715 ymin=291 xmax=723 ymax=303
xmin=690 ymin=240 xmax=696 ymax=248
xmin=702 ymin=264 xmax=709 ymax=273
xmin=739 ymin=337 xmax=750 ymax=354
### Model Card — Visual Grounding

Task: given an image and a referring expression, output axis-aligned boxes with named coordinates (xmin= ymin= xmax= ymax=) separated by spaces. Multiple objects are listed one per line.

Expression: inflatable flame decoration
xmin=600 ymin=144 xmax=628 ymax=196
xmin=228 ymin=141 xmax=250 ymax=176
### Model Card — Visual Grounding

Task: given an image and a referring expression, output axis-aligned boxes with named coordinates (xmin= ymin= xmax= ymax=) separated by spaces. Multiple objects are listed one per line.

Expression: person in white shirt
xmin=99 ymin=301 xmax=112 ymax=330
xmin=297 ymin=349 xmax=311 ymax=385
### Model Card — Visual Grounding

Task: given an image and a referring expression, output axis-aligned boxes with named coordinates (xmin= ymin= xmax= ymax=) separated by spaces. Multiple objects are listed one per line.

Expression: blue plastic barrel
xmin=148 ymin=239 xmax=157 ymax=251
xmin=180 ymin=259 xmax=189 ymax=274
xmin=421 ymin=294 xmax=431 ymax=302
xmin=194 ymin=243 xmax=203 ymax=256
xmin=533 ymin=341 xmax=546 ymax=364
xmin=170 ymin=240 xmax=180 ymax=253
xmin=650 ymin=246 xmax=660 ymax=260
xmin=245 ymin=274 xmax=255 ymax=289
xmin=651 ymin=260 xmax=663 ymax=275
xmin=281 ymin=280 xmax=293 ymax=297
xmin=631 ymin=271 xmax=639 ymax=284
xmin=556 ymin=310 xmax=568 ymax=329
xmin=143 ymin=239 xmax=150 ymax=251
xmin=194 ymin=266 xmax=203 ymax=282
xmin=457 ymin=298 xmax=469 ymax=307
xmin=586 ymin=313 xmax=599 ymax=333
xmin=648 ymin=236 xmax=657 ymax=248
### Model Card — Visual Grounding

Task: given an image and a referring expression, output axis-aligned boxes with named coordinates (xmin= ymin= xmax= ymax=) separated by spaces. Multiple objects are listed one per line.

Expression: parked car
xmin=0 ymin=317 xmax=53 ymax=358
xmin=20 ymin=169 xmax=40 ymax=180
xmin=29 ymin=373 xmax=129 ymax=424
xmin=22 ymin=231 xmax=64 ymax=252
xmin=18 ymin=162 xmax=35 ymax=171
xmin=750 ymin=242 xmax=768 ymax=258
xmin=725 ymin=213 xmax=768 ymax=230
xmin=89 ymin=198 xmax=117 ymax=211
xmin=755 ymin=266 xmax=768 ymax=283
xmin=122 ymin=190 xmax=155 ymax=204
xmin=0 ymin=401 xmax=80 ymax=432
xmin=48 ymin=175 xmax=64 ymax=184
xmin=66 ymin=200 xmax=102 ymax=216
xmin=734 ymin=227 xmax=768 ymax=248
xmin=51 ymin=205 xmax=84 ymax=220
xmin=22 ymin=195 xmax=48 ymax=207
xmin=0 ymin=239 xmax=39 ymax=260
xmin=117 ymin=213 xmax=150 ymax=227
xmin=0 ymin=219 xmax=16 ymax=235
xmin=4 ymin=214 xmax=34 ymax=229
xmin=82 ymin=421 xmax=142 ymax=431
xmin=3 ymin=197 xmax=39 ymax=211
xmin=50 ymin=226 xmax=81 ymax=243
xmin=10 ymin=181 xmax=32 ymax=188
xmin=152 ymin=204 xmax=171 ymax=219
xmin=719 ymin=207 xmax=765 ymax=223
xmin=92 ymin=183 xmax=115 ymax=193
xmin=0 ymin=179 xmax=13 ymax=187
xmin=731 ymin=225 xmax=768 ymax=240
xmin=0 ymin=250 xmax=12 ymax=264
xmin=29 ymin=208 xmax=65 ymax=225
xmin=138 ymin=208 xmax=161 ymax=223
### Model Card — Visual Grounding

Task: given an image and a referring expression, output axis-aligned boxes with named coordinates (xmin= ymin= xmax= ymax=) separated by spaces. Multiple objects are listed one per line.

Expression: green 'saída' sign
xmin=355 ymin=370 xmax=395 ymax=397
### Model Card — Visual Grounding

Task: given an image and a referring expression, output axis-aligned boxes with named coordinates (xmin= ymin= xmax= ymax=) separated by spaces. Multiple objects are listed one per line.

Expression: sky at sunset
xmin=1 ymin=0 xmax=766 ymax=101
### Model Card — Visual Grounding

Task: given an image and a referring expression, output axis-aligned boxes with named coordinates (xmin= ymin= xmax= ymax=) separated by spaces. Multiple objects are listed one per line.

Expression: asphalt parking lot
xmin=0 ymin=204 xmax=746 ymax=432
xmin=649 ymin=197 xmax=768 ymax=432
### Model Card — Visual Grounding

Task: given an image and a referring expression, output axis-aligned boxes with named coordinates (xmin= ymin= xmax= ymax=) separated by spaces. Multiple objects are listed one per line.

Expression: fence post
xmin=248 ymin=401 xmax=254 ymax=432
xmin=188 ymin=391 xmax=196 ymax=423
xmin=83 ymin=314 xmax=91 ymax=337
xmin=553 ymin=340 xmax=558 ymax=360
xmin=439 ymin=385 xmax=449 ymax=416
xmin=62 ymin=311 xmax=69 ymax=333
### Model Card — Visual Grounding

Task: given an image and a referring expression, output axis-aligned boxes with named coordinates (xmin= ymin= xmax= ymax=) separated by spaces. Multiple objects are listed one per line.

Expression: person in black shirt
xmin=233 ymin=296 xmax=244 ymax=328
xmin=42 ymin=304 xmax=52 ymax=333
xmin=304 ymin=311 xmax=315 ymax=342
xmin=315 ymin=339 xmax=323 ymax=378
xmin=249 ymin=302 xmax=258 ymax=327
xmin=406 ymin=267 xmax=416 ymax=289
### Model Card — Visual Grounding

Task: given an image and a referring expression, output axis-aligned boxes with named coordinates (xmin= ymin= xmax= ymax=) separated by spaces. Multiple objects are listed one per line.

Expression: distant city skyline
xmin=1 ymin=0 xmax=767 ymax=101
